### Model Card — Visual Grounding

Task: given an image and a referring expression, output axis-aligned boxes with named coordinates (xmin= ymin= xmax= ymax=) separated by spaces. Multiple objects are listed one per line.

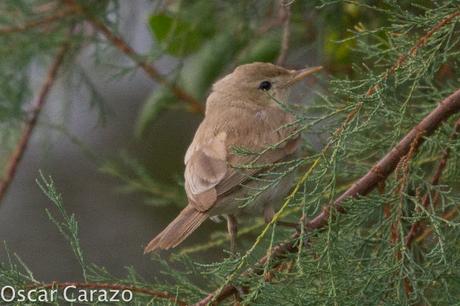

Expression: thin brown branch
xmin=366 ymin=11 xmax=460 ymax=96
xmin=391 ymin=131 xmax=424 ymax=299
xmin=392 ymin=131 xmax=424 ymax=259
xmin=195 ymin=89 xmax=460 ymax=305
xmin=276 ymin=1 xmax=291 ymax=66
xmin=256 ymin=3 xmax=288 ymax=35
xmin=28 ymin=281 xmax=186 ymax=306
xmin=61 ymin=0 xmax=204 ymax=114
xmin=0 ymin=43 xmax=69 ymax=204
xmin=332 ymin=11 xmax=460 ymax=154
xmin=404 ymin=119 xmax=460 ymax=247
xmin=399 ymin=132 xmax=434 ymax=297
xmin=0 ymin=8 xmax=76 ymax=35
xmin=311 ymin=90 xmax=460 ymax=225
xmin=403 ymin=11 xmax=460 ymax=62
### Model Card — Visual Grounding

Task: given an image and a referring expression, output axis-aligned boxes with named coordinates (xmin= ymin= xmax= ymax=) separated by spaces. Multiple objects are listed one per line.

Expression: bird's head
xmin=211 ymin=62 xmax=322 ymax=107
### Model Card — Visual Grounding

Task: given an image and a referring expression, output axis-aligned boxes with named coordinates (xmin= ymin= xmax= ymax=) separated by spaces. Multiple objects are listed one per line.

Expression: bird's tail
xmin=144 ymin=205 xmax=208 ymax=253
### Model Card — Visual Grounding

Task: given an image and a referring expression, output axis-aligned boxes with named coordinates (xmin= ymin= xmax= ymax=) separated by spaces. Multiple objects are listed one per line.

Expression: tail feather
xmin=144 ymin=205 xmax=208 ymax=253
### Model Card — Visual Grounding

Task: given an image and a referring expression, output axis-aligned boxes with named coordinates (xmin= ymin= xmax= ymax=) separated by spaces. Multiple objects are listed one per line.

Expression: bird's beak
xmin=283 ymin=66 xmax=323 ymax=87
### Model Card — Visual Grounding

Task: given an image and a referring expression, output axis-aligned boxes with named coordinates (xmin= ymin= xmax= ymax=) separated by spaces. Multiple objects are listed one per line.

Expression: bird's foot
xmin=226 ymin=214 xmax=238 ymax=255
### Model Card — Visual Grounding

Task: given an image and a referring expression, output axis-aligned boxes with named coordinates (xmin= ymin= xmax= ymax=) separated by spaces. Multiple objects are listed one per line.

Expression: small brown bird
xmin=144 ymin=62 xmax=321 ymax=253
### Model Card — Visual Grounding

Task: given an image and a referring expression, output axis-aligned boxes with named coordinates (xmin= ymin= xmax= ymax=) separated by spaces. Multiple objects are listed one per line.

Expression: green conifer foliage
xmin=1 ymin=1 xmax=460 ymax=305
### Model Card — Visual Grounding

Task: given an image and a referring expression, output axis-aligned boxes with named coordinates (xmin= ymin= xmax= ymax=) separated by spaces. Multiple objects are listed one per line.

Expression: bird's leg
xmin=226 ymin=214 xmax=238 ymax=254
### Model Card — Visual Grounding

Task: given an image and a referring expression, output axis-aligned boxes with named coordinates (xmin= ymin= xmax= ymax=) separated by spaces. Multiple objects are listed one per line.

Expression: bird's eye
xmin=258 ymin=80 xmax=272 ymax=91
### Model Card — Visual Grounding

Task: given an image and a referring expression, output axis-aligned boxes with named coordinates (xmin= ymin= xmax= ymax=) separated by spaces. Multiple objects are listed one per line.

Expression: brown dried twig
xmin=195 ymin=89 xmax=460 ymax=305
xmin=392 ymin=131 xmax=424 ymax=247
xmin=399 ymin=119 xmax=459 ymax=296
xmin=27 ymin=282 xmax=186 ymax=306
xmin=0 ymin=43 xmax=69 ymax=204
xmin=391 ymin=131 xmax=424 ymax=296
xmin=404 ymin=119 xmax=460 ymax=247
xmin=61 ymin=0 xmax=204 ymax=114
xmin=329 ymin=11 xmax=459 ymax=148
xmin=366 ymin=11 xmax=460 ymax=96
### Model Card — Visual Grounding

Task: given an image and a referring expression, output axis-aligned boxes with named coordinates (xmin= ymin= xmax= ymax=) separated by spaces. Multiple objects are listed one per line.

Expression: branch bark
xmin=195 ymin=88 xmax=460 ymax=305
xmin=61 ymin=0 xmax=204 ymax=114
xmin=0 ymin=8 xmax=76 ymax=35
xmin=276 ymin=1 xmax=291 ymax=66
xmin=0 ymin=43 xmax=69 ymax=204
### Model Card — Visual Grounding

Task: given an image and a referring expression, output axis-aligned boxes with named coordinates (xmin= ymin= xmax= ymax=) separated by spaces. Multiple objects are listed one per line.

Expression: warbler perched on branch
xmin=144 ymin=62 xmax=321 ymax=253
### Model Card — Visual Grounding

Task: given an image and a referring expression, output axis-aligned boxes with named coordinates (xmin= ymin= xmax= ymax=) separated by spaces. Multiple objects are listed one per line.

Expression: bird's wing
xmin=184 ymin=111 xmax=300 ymax=212
xmin=184 ymin=132 xmax=228 ymax=212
